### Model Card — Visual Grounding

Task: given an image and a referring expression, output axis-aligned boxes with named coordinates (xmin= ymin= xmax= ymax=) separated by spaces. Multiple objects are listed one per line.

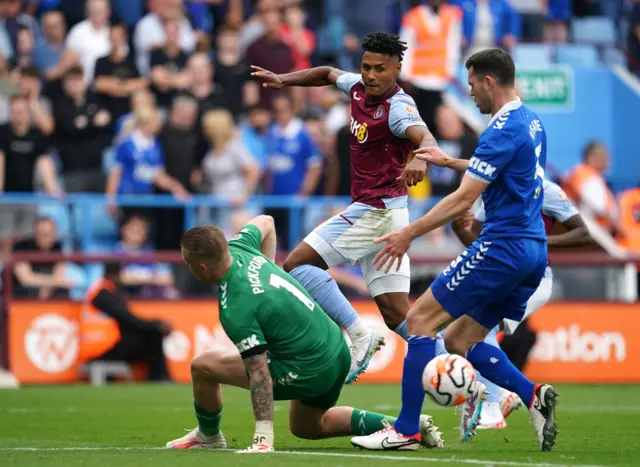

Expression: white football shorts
xmin=503 ymin=274 xmax=553 ymax=334
xmin=304 ymin=200 xmax=410 ymax=298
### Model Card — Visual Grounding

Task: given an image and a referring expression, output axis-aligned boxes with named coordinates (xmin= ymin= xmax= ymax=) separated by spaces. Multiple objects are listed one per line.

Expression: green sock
xmin=194 ymin=403 xmax=222 ymax=436
xmin=351 ymin=409 xmax=397 ymax=436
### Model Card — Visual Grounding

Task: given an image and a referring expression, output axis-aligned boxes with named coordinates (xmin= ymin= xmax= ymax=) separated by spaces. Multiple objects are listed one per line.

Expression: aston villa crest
xmin=374 ymin=105 xmax=385 ymax=119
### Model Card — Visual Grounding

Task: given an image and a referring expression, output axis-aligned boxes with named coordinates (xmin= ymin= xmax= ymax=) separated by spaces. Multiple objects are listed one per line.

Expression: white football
xmin=422 ymin=354 xmax=477 ymax=407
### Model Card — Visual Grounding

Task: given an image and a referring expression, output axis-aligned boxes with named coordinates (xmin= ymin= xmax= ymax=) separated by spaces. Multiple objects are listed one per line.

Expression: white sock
xmin=345 ymin=318 xmax=369 ymax=342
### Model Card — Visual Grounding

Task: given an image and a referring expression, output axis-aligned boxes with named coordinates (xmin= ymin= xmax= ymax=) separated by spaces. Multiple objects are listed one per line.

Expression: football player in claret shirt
xmin=252 ymin=32 xmax=437 ymax=383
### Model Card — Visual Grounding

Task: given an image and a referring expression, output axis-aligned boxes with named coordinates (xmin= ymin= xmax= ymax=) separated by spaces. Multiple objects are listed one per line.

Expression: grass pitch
xmin=0 ymin=383 xmax=638 ymax=467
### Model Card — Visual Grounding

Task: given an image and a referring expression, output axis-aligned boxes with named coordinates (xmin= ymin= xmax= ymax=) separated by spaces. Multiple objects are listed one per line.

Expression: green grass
xmin=0 ymin=383 xmax=638 ymax=466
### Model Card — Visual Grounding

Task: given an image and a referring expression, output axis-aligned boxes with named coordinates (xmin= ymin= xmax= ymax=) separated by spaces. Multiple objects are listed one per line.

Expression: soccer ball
xmin=422 ymin=354 xmax=477 ymax=407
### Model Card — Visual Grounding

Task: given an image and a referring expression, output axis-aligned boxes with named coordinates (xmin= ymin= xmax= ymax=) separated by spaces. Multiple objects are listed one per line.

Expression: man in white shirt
xmin=134 ymin=0 xmax=196 ymax=76
xmin=65 ymin=0 xmax=111 ymax=83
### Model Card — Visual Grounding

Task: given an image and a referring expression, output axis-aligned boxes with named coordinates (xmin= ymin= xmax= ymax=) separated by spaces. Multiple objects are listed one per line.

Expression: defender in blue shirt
xmin=351 ymin=49 xmax=558 ymax=454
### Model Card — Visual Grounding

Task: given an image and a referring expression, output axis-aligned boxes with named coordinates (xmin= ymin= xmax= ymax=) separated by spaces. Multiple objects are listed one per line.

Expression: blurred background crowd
xmin=0 ymin=0 xmax=638 ymax=302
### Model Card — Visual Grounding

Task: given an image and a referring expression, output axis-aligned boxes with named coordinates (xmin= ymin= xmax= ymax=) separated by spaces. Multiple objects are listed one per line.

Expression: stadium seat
xmin=512 ymin=44 xmax=552 ymax=68
xmin=603 ymin=47 xmax=627 ymax=67
xmin=71 ymin=205 xmax=118 ymax=248
xmin=65 ymin=263 xmax=90 ymax=301
xmin=555 ymin=44 xmax=600 ymax=67
xmin=572 ymin=17 xmax=616 ymax=44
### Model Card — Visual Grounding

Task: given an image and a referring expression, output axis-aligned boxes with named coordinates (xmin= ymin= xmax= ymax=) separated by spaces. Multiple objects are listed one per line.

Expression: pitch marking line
xmin=0 ymin=446 xmax=614 ymax=467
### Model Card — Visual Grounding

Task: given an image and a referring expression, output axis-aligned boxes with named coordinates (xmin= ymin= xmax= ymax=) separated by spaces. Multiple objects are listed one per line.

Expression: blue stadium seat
xmin=572 ymin=17 xmax=616 ymax=44
xmin=65 ymin=263 xmax=89 ymax=300
xmin=555 ymin=44 xmax=600 ymax=67
xmin=603 ymin=47 xmax=627 ymax=67
xmin=512 ymin=44 xmax=552 ymax=68
xmin=71 ymin=205 xmax=118 ymax=247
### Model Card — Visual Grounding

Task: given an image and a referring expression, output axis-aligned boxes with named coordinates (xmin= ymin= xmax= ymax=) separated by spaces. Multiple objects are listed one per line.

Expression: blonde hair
xmin=202 ymin=109 xmax=235 ymax=147
xmin=135 ymin=105 xmax=158 ymax=126
xmin=181 ymin=226 xmax=228 ymax=266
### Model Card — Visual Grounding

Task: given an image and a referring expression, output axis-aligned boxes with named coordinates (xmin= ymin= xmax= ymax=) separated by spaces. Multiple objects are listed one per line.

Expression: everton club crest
xmin=374 ymin=105 xmax=385 ymax=119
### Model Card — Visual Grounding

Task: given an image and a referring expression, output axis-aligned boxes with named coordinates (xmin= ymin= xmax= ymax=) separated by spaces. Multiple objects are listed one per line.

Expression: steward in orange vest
xmin=81 ymin=263 xmax=172 ymax=382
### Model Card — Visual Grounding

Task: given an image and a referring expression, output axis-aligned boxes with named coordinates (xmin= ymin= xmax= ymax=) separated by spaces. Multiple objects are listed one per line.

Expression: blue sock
xmin=394 ymin=321 xmax=408 ymax=340
xmin=466 ymin=341 xmax=535 ymax=407
xmin=475 ymin=326 xmax=504 ymax=403
xmin=393 ymin=336 xmax=437 ymax=436
xmin=290 ymin=265 xmax=359 ymax=329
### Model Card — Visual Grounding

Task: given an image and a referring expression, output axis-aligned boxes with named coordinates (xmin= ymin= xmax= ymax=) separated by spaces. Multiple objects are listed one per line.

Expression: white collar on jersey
xmin=131 ymin=130 xmax=155 ymax=150
xmin=487 ymin=97 xmax=522 ymax=128
xmin=275 ymin=118 xmax=304 ymax=139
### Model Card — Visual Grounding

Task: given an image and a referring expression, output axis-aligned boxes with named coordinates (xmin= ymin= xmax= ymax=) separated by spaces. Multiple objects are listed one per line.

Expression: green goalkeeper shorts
xmin=268 ymin=342 xmax=351 ymax=411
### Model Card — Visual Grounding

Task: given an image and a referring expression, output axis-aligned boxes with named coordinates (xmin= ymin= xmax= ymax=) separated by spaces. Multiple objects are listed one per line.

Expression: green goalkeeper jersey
xmin=218 ymin=224 xmax=347 ymax=389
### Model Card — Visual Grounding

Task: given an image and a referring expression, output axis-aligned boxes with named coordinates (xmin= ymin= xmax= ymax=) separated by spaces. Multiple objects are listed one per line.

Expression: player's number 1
xmin=269 ymin=274 xmax=315 ymax=311
xmin=533 ymin=143 xmax=544 ymax=199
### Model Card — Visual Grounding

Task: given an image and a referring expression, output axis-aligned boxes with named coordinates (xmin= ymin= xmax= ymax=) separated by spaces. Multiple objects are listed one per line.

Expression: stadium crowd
xmin=0 ymin=0 xmax=635 ymax=301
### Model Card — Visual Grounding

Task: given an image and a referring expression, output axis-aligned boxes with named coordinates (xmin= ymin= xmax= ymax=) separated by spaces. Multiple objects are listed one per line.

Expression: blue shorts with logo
xmin=431 ymin=237 xmax=548 ymax=330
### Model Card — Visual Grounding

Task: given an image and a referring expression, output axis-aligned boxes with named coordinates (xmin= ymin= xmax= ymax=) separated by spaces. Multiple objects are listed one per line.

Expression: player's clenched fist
xmin=251 ymin=65 xmax=285 ymax=89
xmin=397 ymin=157 xmax=426 ymax=187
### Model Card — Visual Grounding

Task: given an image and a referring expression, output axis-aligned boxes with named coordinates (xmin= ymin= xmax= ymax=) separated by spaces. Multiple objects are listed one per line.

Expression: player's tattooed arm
xmin=251 ymin=65 xmax=346 ymax=88
xmin=243 ymin=352 xmax=274 ymax=422
xmin=406 ymin=124 xmax=438 ymax=150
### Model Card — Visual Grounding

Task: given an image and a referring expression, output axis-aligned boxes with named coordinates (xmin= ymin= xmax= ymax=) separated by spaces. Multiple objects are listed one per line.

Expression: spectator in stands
xmin=280 ymin=4 xmax=315 ymax=72
xmin=17 ymin=66 xmax=55 ymax=136
xmin=238 ymin=0 xmax=278 ymax=56
xmin=265 ymin=94 xmax=322 ymax=249
xmin=32 ymin=11 xmax=81 ymax=88
xmin=94 ymin=23 xmax=147 ymax=123
xmin=564 ymin=141 xmax=619 ymax=234
xmin=11 ymin=26 xmax=36 ymax=70
xmin=199 ymin=108 xmax=260 ymax=233
xmin=508 ymin=0 xmax=545 ymax=41
xmin=106 ymin=106 xmax=189 ymax=218
xmin=149 ymin=19 xmax=191 ymax=111
xmin=545 ymin=0 xmax=572 ymax=43
xmin=628 ymin=0 xmax=640 ymax=76
xmin=86 ymin=262 xmax=172 ymax=382
xmin=2 ymin=0 xmax=40 ymax=53
xmin=245 ymin=6 xmax=295 ymax=109
xmin=114 ymin=88 xmax=158 ymax=144
xmin=448 ymin=0 xmax=520 ymax=57
xmin=214 ymin=25 xmax=259 ymax=120
xmin=115 ymin=214 xmax=179 ymax=299
xmin=325 ymin=104 xmax=352 ymax=199
xmin=156 ymin=94 xmax=200 ymax=250
xmin=13 ymin=216 xmax=73 ymax=299
xmin=134 ymin=0 xmax=197 ymax=75
xmin=65 ymin=0 xmax=111 ymax=83
xmin=53 ymin=66 xmax=111 ymax=192
xmin=342 ymin=0 xmax=409 ymax=69
xmin=0 ymin=96 xmax=61 ymax=255
xmin=239 ymin=105 xmax=271 ymax=175
xmin=399 ymin=0 xmax=462 ymax=139
xmin=187 ymin=52 xmax=226 ymax=121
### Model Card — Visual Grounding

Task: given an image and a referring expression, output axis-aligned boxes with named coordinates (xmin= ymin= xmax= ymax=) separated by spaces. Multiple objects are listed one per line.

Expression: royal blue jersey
xmin=114 ymin=131 xmax=164 ymax=195
xmin=466 ymin=99 xmax=546 ymax=241
xmin=266 ymin=118 xmax=322 ymax=195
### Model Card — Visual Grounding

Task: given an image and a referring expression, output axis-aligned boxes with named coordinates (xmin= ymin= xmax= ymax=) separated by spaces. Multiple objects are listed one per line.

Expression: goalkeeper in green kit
xmin=166 ymin=215 xmax=443 ymax=453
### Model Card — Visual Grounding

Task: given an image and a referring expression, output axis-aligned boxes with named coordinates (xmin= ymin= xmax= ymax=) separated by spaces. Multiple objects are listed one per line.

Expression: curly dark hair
xmin=362 ymin=32 xmax=408 ymax=62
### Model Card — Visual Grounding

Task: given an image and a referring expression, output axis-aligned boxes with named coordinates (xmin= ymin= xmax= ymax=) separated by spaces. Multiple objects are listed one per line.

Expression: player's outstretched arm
xmin=251 ymin=65 xmax=346 ymax=88
xmin=414 ymin=146 xmax=470 ymax=173
xmin=241 ymin=352 xmax=275 ymax=452
xmin=247 ymin=215 xmax=277 ymax=262
xmin=548 ymin=214 xmax=593 ymax=248
xmin=373 ymin=175 xmax=487 ymax=273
